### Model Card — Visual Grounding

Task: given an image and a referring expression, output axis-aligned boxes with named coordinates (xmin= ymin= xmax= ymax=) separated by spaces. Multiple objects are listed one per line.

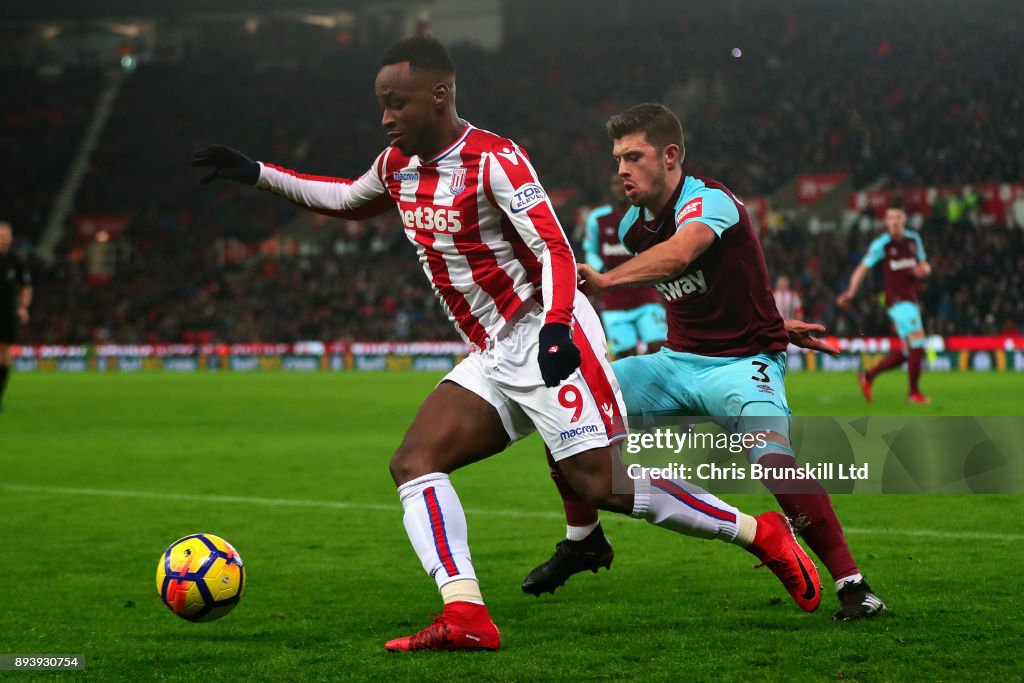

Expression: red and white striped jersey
xmin=773 ymin=288 xmax=803 ymax=320
xmin=256 ymin=123 xmax=576 ymax=350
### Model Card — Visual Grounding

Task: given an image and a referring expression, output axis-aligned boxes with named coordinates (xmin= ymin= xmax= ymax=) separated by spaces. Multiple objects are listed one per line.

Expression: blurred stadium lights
xmin=102 ymin=22 xmax=142 ymax=37
xmin=299 ymin=14 xmax=341 ymax=28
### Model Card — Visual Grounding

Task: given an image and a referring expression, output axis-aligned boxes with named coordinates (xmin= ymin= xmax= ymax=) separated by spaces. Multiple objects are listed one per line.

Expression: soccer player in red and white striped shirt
xmin=773 ymin=275 xmax=804 ymax=321
xmin=193 ymin=37 xmax=822 ymax=651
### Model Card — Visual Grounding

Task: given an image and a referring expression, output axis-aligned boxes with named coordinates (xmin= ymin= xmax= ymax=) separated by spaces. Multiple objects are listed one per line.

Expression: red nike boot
xmin=385 ymin=601 xmax=501 ymax=652
xmin=748 ymin=511 xmax=822 ymax=612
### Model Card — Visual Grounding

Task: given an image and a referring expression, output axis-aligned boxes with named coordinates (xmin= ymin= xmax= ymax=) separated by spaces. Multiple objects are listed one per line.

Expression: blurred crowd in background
xmin=3 ymin=0 xmax=1023 ymax=344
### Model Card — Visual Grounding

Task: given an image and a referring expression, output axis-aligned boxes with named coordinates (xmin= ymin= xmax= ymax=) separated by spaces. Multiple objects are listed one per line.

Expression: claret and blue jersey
xmin=861 ymin=230 xmax=927 ymax=343
xmin=611 ymin=175 xmax=792 ymax=428
xmin=861 ymin=230 xmax=926 ymax=307
xmin=617 ymin=175 xmax=788 ymax=357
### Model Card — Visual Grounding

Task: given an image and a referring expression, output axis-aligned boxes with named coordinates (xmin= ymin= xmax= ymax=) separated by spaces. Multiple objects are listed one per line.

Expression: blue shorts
xmin=601 ymin=303 xmax=667 ymax=355
xmin=612 ymin=348 xmax=792 ymax=445
xmin=887 ymin=301 xmax=925 ymax=348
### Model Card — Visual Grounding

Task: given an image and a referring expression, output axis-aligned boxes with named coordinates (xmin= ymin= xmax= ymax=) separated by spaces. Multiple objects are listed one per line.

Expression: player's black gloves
xmin=191 ymin=145 xmax=260 ymax=186
xmin=537 ymin=323 xmax=582 ymax=388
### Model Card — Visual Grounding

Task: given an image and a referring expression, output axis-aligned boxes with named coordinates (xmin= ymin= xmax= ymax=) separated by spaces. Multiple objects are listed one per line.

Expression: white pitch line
xmin=841 ymin=527 xmax=1024 ymax=542
xmin=1 ymin=483 xmax=1021 ymax=543
xmin=0 ymin=483 xmax=559 ymax=520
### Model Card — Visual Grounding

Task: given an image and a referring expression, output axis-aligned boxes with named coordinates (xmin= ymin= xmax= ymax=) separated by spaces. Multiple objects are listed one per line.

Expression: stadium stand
xmin=6 ymin=0 xmax=1023 ymax=343
xmin=0 ymin=66 xmax=100 ymax=245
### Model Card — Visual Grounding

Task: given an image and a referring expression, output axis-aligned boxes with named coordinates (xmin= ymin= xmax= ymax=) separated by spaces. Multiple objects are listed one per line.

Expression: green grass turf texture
xmin=1 ymin=371 xmax=1021 ymax=682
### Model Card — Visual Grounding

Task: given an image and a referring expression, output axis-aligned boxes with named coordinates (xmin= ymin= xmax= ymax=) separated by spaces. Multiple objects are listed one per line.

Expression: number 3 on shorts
xmin=750 ymin=361 xmax=770 ymax=383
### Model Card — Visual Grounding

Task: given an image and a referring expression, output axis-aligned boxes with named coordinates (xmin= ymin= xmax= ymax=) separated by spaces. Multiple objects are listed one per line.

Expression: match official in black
xmin=0 ymin=221 xmax=31 ymax=411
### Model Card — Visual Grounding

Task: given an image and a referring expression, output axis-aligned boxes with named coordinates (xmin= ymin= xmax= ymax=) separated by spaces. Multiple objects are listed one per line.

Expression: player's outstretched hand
xmin=836 ymin=290 xmax=853 ymax=307
xmin=784 ymin=319 xmax=840 ymax=357
xmin=537 ymin=323 xmax=582 ymax=387
xmin=576 ymin=263 xmax=609 ymax=296
xmin=191 ymin=145 xmax=260 ymax=186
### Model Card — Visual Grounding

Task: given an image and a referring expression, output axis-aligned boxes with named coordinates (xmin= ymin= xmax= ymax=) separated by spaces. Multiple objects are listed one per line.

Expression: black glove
xmin=191 ymin=145 xmax=260 ymax=186
xmin=537 ymin=322 xmax=582 ymax=388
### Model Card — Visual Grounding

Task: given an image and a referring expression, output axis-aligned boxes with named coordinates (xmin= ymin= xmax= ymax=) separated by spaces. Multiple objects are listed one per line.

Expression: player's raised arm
xmin=191 ymin=145 xmax=394 ymax=220
xmin=911 ymin=232 xmax=932 ymax=278
xmin=484 ymin=143 xmax=580 ymax=386
xmin=836 ymin=262 xmax=869 ymax=306
xmin=578 ymin=222 xmax=715 ymax=294
xmin=838 ymin=232 xmax=886 ymax=305
xmin=578 ymin=185 xmax=741 ymax=295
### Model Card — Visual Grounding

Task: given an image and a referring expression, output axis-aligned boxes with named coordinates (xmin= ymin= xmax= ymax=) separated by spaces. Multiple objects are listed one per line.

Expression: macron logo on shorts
xmin=559 ymin=424 xmax=601 ymax=441
xmin=675 ymin=198 xmax=702 ymax=226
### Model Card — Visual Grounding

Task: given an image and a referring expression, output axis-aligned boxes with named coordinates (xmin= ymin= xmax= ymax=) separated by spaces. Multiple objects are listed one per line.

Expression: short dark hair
xmin=887 ymin=197 xmax=906 ymax=212
xmin=381 ymin=36 xmax=455 ymax=76
xmin=607 ymin=103 xmax=685 ymax=164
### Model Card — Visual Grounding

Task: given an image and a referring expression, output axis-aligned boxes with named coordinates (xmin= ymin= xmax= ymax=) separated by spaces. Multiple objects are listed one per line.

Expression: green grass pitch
xmin=1 ymin=371 xmax=1021 ymax=681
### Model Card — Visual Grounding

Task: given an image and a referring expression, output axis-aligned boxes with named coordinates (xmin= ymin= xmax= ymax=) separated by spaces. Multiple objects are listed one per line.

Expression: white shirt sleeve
xmin=255 ymin=150 xmax=389 ymax=211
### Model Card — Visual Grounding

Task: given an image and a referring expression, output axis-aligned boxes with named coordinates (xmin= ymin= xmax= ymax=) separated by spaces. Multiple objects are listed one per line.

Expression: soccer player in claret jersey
xmin=574 ymin=103 xmax=885 ymax=620
xmin=837 ymin=200 xmax=932 ymax=404
xmin=194 ymin=39 xmax=825 ymax=650
xmin=584 ymin=174 xmax=668 ymax=360
xmin=520 ymin=176 xmax=668 ymax=595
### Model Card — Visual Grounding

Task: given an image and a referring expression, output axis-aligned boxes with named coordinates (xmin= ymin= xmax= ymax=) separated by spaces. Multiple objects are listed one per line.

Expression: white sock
xmin=835 ymin=573 xmax=864 ymax=591
xmin=566 ymin=521 xmax=599 ymax=542
xmin=439 ymin=578 xmax=484 ymax=605
xmin=631 ymin=476 xmax=740 ymax=541
xmin=397 ymin=472 xmax=477 ymax=591
xmin=732 ymin=513 xmax=758 ymax=547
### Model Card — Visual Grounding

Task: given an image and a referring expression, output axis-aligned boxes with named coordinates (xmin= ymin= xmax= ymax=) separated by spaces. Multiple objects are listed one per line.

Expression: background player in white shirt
xmin=193 ymin=37 xmax=822 ymax=651
xmin=773 ymin=275 xmax=804 ymax=321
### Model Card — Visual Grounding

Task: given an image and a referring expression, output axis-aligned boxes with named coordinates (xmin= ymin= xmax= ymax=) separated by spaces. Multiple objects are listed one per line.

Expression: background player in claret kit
xmin=837 ymin=200 xmax=932 ymax=404
xmin=520 ymin=175 xmax=668 ymax=595
xmin=0 ymin=221 xmax=32 ymax=413
xmin=584 ymin=174 xmax=668 ymax=360
xmin=194 ymin=37 xmax=824 ymax=651
xmin=574 ymin=103 xmax=885 ymax=620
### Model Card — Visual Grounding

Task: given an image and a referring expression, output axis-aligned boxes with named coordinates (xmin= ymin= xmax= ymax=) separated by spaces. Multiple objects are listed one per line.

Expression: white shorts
xmin=443 ymin=291 xmax=627 ymax=461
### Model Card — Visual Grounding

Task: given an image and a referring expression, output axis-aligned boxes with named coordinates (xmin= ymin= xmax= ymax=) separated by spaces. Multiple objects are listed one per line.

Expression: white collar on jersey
xmin=423 ymin=122 xmax=474 ymax=165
